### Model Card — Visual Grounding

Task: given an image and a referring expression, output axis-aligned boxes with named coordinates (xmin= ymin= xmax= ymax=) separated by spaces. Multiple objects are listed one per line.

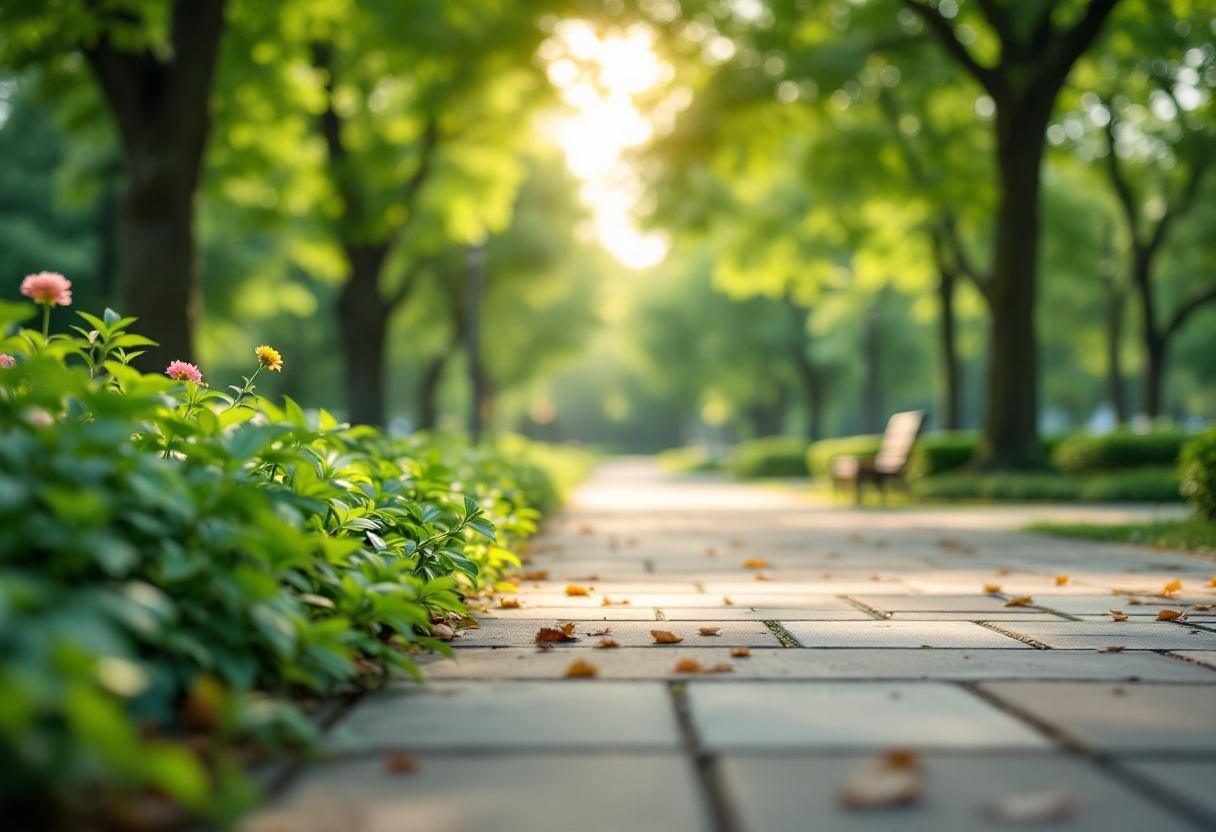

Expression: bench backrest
xmin=874 ymin=410 xmax=925 ymax=473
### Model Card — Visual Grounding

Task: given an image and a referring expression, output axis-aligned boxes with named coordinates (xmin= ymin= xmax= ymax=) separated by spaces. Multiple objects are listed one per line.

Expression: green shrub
xmin=1179 ymin=427 xmax=1216 ymax=522
xmin=909 ymin=467 xmax=1182 ymax=502
xmin=904 ymin=431 xmax=979 ymax=480
xmin=806 ymin=434 xmax=881 ymax=477
xmin=728 ymin=436 xmax=810 ymax=478
xmin=0 ymin=301 xmax=564 ymax=825
xmin=657 ymin=445 xmax=719 ymax=474
xmin=1050 ymin=430 xmax=1188 ymax=473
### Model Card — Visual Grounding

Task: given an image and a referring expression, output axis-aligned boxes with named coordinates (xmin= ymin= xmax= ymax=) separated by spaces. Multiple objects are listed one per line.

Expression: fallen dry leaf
xmin=838 ymin=750 xmax=923 ymax=810
xmin=587 ymin=627 xmax=612 ymax=636
xmin=1097 ymin=645 xmax=1126 ymax=653
xmin=710 ymin=663 xmax=734 ymax=673
xmin=383 ymin=752 xmax=419 ymax=774
xmin=1210 ymin=577 xmax=1216 ymax=587
xmin=849 ymin=533 xmax=864 ymax=543
xmin=522 ymin=570 xmax=549 ymax=581
xmin=1108 ymin=609 xmax=1123 ymax=615
xmin=705 ymin=547 xmax=717 ymax=556
xmin=743 ymin=558 xmax=770 ymax=569
xmin=431 ymin=623 xmax=456 ymax=641
xmin=1191 ymin=627 xmax=1200 ymax=633
xmin=1005 ymin=596 xmax=1034 ymax=608
xmin=1054 ymin=575 xmax=1069 ymax=585
xmin=985 ymin=791 xmax=1074 ymax=824
xmin=498 ymin=598 xmax=522 ymax=609
xmin=754 ymin=573 xmax=773 ymax=581
xmin=937 ymin=537 xmax=963 ymax=550
xmin=723 ymin=597 xmax=734 ymax=605
xmin=579 ymin=525 xmax=594 ymax=534
xmin=731 ymin=648 xmax=751 ymax=657
xmin=565 ymin=585 xmax=590 ymax=596
xmin=983 ymin=584 xmax=1001 ymax=594
xmin=595 ymin=638 xmax=621 ymax=648
xmin=651 ymin=630 xmax=683 ymax=644
xmin=674 ymin=659 xmax=705 ymax=674
xmin=1192 ymin=604 xmax=1212 ymax=611
xmin=1163 ymin=578 xmax=1183 ymax=595
xmin=535 ymin=623 xmax=578 ymax=643
xmin=1156 ymin=609 xmax=1185 ymax=621
xmin=699 ymin=627 xmax=721 ymax=636
xmin=565 ymin=659 xmax=598 ymax=677
xmin=537 ymin=644 xmax=554 ymax=650
xmin=1128 ymin=598 xmax=1143 ymax=605
xmin=1112 ymin=615 xmax=1128 ymax=622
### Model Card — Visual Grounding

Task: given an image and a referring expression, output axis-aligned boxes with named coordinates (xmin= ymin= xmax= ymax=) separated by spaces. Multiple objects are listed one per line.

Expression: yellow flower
xmin=256 ymin=345 xmax=283 ymax=371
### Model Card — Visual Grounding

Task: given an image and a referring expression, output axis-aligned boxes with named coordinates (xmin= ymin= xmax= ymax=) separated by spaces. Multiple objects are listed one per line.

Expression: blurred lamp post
xmin=466 ymin=243 xmax=485 ymax=444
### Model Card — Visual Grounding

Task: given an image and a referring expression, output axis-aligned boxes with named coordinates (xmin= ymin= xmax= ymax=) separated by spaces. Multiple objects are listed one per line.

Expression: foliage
xmin=1051 ymin=430 xmax=1190 ymax=474
xmin=727 ymin=436 xmax=809 ymax=478
xmin=806 ymin=434 xmax=881 ymax=478
xmin=904 ymin=432 xmax=982 ymax=480
xmin=1028 ymin=519 xmax=1216 ymax=558
xmin=0 ymin=302 xmax=562 ymax=824
xmin=1179 ymin=427 xmax=1216 ymax=522
xmin=910 ymin=467 xmax=1181 ymax=503
xmin=657 ymin=445 xmax=719 ymax=474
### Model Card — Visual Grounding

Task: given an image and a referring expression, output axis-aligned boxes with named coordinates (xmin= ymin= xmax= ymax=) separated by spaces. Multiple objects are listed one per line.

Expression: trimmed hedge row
xmin=909 ymin=467 xmax=1182 ymax=502
xmin=726 ymin=436 xmax=810 ymax=478
xmin=1051 ymin=430 xmax=1189 ymax=473
xmin=1180 ymin=427 xmax=1216 ymax=522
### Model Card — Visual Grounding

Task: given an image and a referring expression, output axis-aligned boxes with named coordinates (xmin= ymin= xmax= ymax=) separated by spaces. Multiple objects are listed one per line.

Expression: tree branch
xmin=901 ymin=0 xmax=1002 ymax=97
xmin=1100 ymin=100 xmax=1142 ymax=250
xmin=1165 ymin=285 xmax=1216 ymax=338
xmin=1035 ymin=0 xmax=1121 ymax=95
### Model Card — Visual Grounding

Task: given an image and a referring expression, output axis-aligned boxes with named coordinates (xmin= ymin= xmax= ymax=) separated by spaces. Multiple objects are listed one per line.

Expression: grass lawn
xmin=1028 ymin=518 xmax=1216 ymax=559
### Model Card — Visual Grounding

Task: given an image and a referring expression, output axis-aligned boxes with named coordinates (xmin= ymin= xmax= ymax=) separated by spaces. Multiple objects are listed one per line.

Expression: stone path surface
xmin=248 ymin=459 xmax=1216 ymax=832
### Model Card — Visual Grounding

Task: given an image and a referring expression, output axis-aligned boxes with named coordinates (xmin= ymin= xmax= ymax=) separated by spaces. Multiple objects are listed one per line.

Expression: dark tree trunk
xmin=337 ymin=244 xmax=391 ymax=426
xmin=787 ymin=299 xmax=824 ymax=442
xmin=972 ymin=99 xmax=1052 ymax=470
xmin=861 ymin=296 xmax=884 ymax=434
xmin=936 ymin=267 xmax=960 ymax=431
xmin=84 ymin=0 xmax=228 ymax=367
xmin=417 ymin=355 xmax=447 ymax=431
xmin=1104 ymin=284 xmax=1129 ymax=425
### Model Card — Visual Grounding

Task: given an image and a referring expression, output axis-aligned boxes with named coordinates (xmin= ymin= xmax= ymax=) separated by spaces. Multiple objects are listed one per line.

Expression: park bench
xmin=830 ymin=410 xmax=925 ymax=504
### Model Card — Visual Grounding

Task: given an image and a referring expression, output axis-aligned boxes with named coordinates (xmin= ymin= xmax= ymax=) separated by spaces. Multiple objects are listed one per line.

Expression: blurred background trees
xmin=1 ymin=0 xmax=1213 ymax=462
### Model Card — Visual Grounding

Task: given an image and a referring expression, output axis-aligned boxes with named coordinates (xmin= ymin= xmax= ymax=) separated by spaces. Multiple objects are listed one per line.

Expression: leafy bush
xmin=904 ymin=431 xmax=979 ymax=480
xmin=727 ymin=436 xmax=809 ymax=478
xmin=1179 ymin=427 xmax=1216 ymax=522
xmin=909 ymin=467 xmax=1182 ymax=502
xmin=657 ymin=445 xmax=719 ymax=474
xmin=1051 ymin=430 xmax=1188 ymax=473
xmin=0 ymin=300 xmax=563 ymax=825
xmin=1028 ymin=519 xmax=1216 ymax=555
xmin=806 ymin=434 xmax=881 ymax=477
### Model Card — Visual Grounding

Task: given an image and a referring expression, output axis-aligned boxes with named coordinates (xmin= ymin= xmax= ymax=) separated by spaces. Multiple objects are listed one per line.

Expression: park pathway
xmin=248 ymin=459 xmax=1216 ymax=832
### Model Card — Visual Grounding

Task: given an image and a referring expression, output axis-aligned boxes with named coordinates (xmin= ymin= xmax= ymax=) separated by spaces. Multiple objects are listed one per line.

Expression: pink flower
xmin=165 ymin=361 xmax=203 ymax=383
xmin=0 ymin=354 xmax=15 ymax=368
xmin=20 ymin=272 xmax=72 ymax=307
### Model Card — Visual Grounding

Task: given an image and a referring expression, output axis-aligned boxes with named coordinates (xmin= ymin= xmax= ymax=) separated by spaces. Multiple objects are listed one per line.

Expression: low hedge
xmin=909 ymin=466 xmax=1182 ymax=502
xmin=727 ymin=436 xmax=810 ymax=478
xmin=1051 ymin=430 xmax=1188 ymax=473
xmin=1180 ymin=427 xmax=1216 ymax=522
xmin=806 ymin=434 xmax=881 ymax=477
xmin=0 ymin=299 xmax=568 ymax=826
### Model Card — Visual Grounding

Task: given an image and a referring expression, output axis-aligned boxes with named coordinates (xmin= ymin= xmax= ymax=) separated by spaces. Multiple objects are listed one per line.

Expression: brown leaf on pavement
xmin=588 ymin=627 xmax=612 ymax=636
xmin=1005 ymin=596 xmax=1034 ymax=607
xmin=565 ymin=585 xmax=590 ymax=596
xmin=743 ymin=558 xmax=769 ymax=569
xmin=579 ymin=525 xmax=594 ymax=534
xmin=754 ymin=573 xmax=773 ymax=581
xmin=536 ymin=623 xmax=578 ymax=643
xmin=522 ymin=570 xmax=549 ymax=580
xmin=838 ymin=750 xmax=923 ymax=810
xmin=705 ymin=547 xmax=717 ymax=556
xmin=1163 ymin=579 xmax=1183 ymax=595
xmin=498 ymin=598 xmax=522 ymax=609
xmin=537 ymin=644 xmax=554 ymax=650
xmin=674 ymin=659 xmax=704 ymax=673
xmin=710 ymin=663 xmax=734 ymax=673
xmin=1097 ymin=646 xmax=1126 ymax=653
xmin=985 ymin=791 xmax=1074 ymax=824
xmin=731 ymin=648 xmax=751 ymax=657
xmin=651 ymin=630 xmax=683 ymax=644
xmin=983 ymin=584 xmax=1001 ymax=594
xmin=383 ymin=752 xmax=419 ymax=774
xmin=699 ymin=627 xmax=721 ymax=636
xmin=1054 ymin=575 xmax=1069 ymax=585
xmin=1192 ymin=604 xmax=1212 ymax=611
xmin=1156 ymin=609 xmax=1185 ymax=621
xmin=1209 ymin=576 xmax=1216 ymax=587
xmin=1112 ymin=615 xmax=1128 ymax=622
xmin=595 ymin=638 xmax=621 ymax=648
xmin=1128 ymin=598 xmax=1143 ymax=605
xmin=565 ymin=659 xmax=598 ymax=677
xmin=723 ymin=597 xmax=734 ymax=605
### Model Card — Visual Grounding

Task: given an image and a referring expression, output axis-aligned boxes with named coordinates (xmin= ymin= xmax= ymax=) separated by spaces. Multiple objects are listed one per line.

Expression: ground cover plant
xmin=0 ymin=281 xmax=569 ymax=828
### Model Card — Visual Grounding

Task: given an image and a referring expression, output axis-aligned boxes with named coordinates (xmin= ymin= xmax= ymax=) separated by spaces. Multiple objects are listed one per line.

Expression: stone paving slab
xmin=980 ymin=621 xmax=1216 ymax=650
xmin=472 ymin=606 xmax=660 ymax=620
xmin=417 ymin=648 xmax=1216 ymax=683
xmin=853 ymin=594 xmax=1021 ymax=613
xmin=1031 ymin=596 xmax=1211 ymax=617
xmin=661 ymin=607 xmax=874 ymax=620
xmin=1166 ymin=650 xmax=1216 ymax=669
xmin=887 ymin=611 xmax=1068 ymax=620
xmin=781 ymin=621 xmax=1032 ymax=649
xmin=1118 ymin=760 xmax=1216 ymax=822
xmin=718 ymin=752 xmax=1199 ymax=832
xmin=326 ymin=681 xmax=680 ymax=752
xmin=688 ymin=682 xmax=1049 ymax=750
xmin=451 ymin=619 xmax=784 ymax=648
xmin=246 ymin=753 xmax=711 ymax=832
xmin=978 ymin=682 xmax=1216 ymax=753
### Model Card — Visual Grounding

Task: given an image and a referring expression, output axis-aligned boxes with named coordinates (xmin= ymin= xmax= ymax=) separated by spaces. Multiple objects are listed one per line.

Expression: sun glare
xmin=539 ymin=20 xmax=672 ymax=269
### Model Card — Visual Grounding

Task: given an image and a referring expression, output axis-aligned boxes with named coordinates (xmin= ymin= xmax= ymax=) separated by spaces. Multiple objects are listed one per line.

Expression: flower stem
xmin=42 ymin=305 xmax=50 ymax=341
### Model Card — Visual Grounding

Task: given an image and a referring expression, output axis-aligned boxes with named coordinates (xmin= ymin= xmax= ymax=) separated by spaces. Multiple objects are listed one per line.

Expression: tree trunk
xmin=972 ymin=100 xmax=1052 ymax=470
xmin=337 ymin=244 xmax=391 ymax=426
xmin=1103 ymin=284 xmax=1128 ymax=425
xmin=417 ymin=355 xmax=447 ymax=431
xmin=936 ymin=267 xmax=960 ymax=431
xmin=787 ymin=300 xmax=824 ymax=442
xmin=862 ymin=296 xmax=883 ymax=434
xmin=750 ymin=382 xmax=789 ymax=437
xmin=85 ymin=0 xmax=228 ymax=368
